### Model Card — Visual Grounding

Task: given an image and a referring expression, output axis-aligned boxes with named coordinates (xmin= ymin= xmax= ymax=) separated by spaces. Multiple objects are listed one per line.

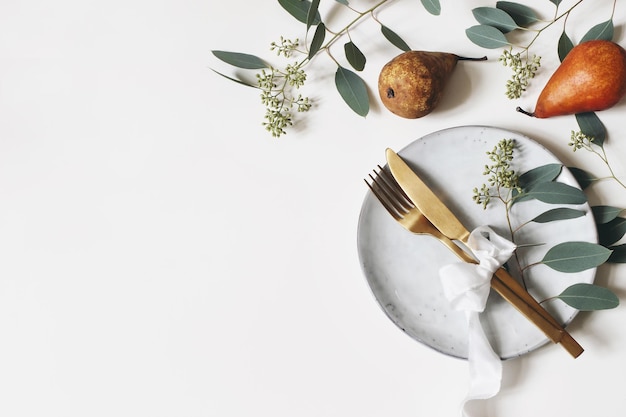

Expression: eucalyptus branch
xmin=213 ymin=0 xmax=410 ymax=137
xmin=522 ymin=0 xmax=585 ymax=53
xmin=569 ymin=131 xmax=626 ymax=190
xmin=472 ymin=139 xmax=616 ymax=296
xmin=467 ymin=0 xmax=616 ymax=100
xmin=316 ymin=0 xmax=394 ymax=58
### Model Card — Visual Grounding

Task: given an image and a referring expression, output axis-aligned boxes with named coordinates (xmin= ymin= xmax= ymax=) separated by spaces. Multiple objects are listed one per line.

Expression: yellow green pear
xmin=378 ymin=50 xmax=486 ymax=119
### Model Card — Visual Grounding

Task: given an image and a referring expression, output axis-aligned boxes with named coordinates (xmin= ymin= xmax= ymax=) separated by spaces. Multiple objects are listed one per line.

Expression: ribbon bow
xmin=438 ymin=225 xmax=516 ymax=417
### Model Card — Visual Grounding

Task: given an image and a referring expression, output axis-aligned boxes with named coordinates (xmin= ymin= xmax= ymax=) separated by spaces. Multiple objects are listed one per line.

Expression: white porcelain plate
xmin=357 ymin=126 xmax=598 ymax=359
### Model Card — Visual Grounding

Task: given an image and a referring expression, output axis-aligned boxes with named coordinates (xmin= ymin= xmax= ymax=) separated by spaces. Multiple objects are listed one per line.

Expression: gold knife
xmin=386 ymin=148 xmax=584 ymax=358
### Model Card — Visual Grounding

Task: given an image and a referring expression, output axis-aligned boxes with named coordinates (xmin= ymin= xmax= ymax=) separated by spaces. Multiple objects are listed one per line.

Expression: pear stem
xmin=516 ymin=106 xmax=536 ymax=117
xmin=455 ymin=55 xmax=488 ymax=62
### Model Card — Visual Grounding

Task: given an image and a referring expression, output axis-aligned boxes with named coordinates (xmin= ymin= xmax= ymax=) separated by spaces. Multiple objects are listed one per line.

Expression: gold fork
xmin=365 ymin=165 xmax=583 ymax=358
xmin=366 ymin=165 xmax=473 ymax=261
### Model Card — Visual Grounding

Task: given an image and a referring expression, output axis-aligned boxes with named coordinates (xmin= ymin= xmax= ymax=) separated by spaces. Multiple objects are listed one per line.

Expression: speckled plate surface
xmin=357 ymin=126 xmax=598 ymax=359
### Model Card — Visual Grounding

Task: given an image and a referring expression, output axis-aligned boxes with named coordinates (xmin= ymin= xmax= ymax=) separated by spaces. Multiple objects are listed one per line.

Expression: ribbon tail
xmin=438 ymin=225 xmax=514 ymax=417
xmin=460 ymin=312 xmax=502 ymax=417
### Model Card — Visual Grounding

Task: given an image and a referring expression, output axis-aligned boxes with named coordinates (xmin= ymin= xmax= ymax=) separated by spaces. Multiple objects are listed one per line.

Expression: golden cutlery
xmin=366 ymin=160 xmax=583 ymax=358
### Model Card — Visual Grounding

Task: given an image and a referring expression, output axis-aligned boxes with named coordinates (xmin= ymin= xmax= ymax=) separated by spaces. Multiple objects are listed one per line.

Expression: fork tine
xmin=369 ymin=172 xmax=408 ymax=217
xmin=365 ymin=165 xmax=416 ymax=219
xmin=374 ymin=165 xmax=415 ymax=210
xmin=365 ymin=175 xmax=402 ymax=219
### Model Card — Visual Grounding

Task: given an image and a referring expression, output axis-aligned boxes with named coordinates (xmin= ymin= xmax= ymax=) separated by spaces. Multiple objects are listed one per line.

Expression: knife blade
xmin=386 ymin=148 xmax=583 ymax=358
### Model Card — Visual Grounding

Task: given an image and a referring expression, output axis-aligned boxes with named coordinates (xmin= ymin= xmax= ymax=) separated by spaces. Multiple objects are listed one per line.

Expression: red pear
xmin=517 ymin=40 xmax=626 ymax=118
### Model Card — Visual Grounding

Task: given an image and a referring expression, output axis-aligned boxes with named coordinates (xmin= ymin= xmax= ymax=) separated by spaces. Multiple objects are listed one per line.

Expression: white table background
xmin=1 ymin=1 xmax=626 ymax=416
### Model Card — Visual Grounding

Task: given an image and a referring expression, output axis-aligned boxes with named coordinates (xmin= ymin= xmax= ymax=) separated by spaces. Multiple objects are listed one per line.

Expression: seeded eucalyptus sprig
xmin=472 ymin=138 xmax=521 ymax=209
xmin=466 ymin=0 xmax=617 ymax=100
xmin=212 ymin=0 xmax=442 ymax=137
xmin=473 ymin=139 xmax=618 ymax=310
xmin=499 ymin=50 xmax=541 ymax=100
xmin=566 ymin=113 xmax=626 ymax=264
xmin=568 ymin=112 xmax=626 ymax=191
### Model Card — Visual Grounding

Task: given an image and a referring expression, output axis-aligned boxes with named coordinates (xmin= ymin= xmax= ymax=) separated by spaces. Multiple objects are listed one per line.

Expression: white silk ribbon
xmin=438 ymin=225 xmax=516 ymax=417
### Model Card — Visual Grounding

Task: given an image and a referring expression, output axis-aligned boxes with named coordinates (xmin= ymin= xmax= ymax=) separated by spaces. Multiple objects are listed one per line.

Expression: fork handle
xmin=434 ymin=236 xmax=583 ymax=358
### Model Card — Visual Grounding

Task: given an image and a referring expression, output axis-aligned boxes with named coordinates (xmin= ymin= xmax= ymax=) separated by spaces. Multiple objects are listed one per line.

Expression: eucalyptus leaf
xmin=558 ymin=30 xmax=574 ymax=62
xmin=531 ymin=208 xmax=586 ymax=223
xmin=466 ymin=25 xmax=510 ymax=49
xmin=335 ymin=66 xmax=369 ymax=117
xmin=420 ymin=0 xmax=441 ymax=16
xmin=335 ymin=0 xmax=349 ymax=4
xmin=472 ymin=7 xmax=519 ymax=33
xmin=511 ymin=189 xmax=531 ymax=204
xmin=519 ymin=163 xmax=562 ymax=190
xmin=278 ymin=0 xmax=321 ymax=25
xmin=568 ymin=166 xmax=597 ymax=190
xmin=608 ymin=243 xmax=626 ymax=263
xmin=581 ymin=19 xmax=614 ymax=42
xmin=598 ymin=217 xmax=626 ymax=247
xmin=212 ymin=50 xmax=268 ymax=69
xmin=496 ymin=1 xmax=539 ymax=27
xmin=307 ymin=0 xmax=321 ymax=30
xmin=576 ymin=112 xmax=606 ymax=147
xmin=556 ymin=283 xmax=619 ymax=310
xmin=592 ymin=205 xmax=623 ymax=224
xmin=513 ymin=163 xmax=563 ymax=205
xmin=549 ymin=0 xmax=562 ymax=6
xmin=380 ymin=25 xmax=411 ymax=51
xmin=309 ymin=23 xmax=326 ymax=59
xmin=524 ymin=182 xmax=587 ymax=205
xmin=541 ymin=242 xmax=612 ymax=273
xmin=344 ymin=41 xmax=366 ymax=71
xmin=210 ymin=69 xmax=258 ymax=88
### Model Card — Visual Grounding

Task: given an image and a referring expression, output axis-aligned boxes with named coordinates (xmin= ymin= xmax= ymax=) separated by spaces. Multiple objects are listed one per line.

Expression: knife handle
xmin=492 ymin=268 xmax=584 ymax=358
xmin=435 ymin=237 xmax=583 ymax=358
